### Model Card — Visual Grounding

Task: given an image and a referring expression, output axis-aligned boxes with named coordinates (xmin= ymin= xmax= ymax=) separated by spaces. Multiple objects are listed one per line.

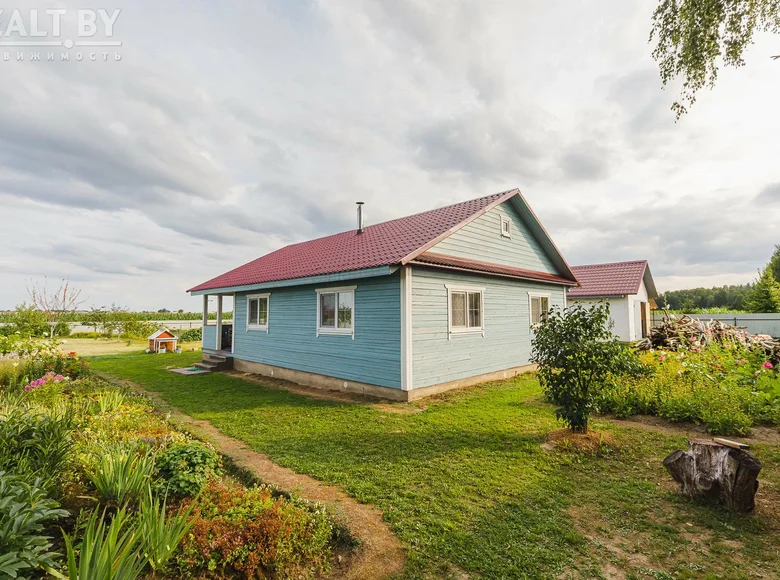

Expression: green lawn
xmin=90 ymin=353 xmax=780 ymax=579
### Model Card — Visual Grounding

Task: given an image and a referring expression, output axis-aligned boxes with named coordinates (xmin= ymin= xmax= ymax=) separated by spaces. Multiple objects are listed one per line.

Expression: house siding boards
xmin=428 ymin=201 xmax=557 ymax=275
xmin=231 ymin=274 xmax=402 ymax=389
xmin=203 ymin=324 xmax=217 ymax=350
xmin=410 ymin=266 xmax=566 ymax=389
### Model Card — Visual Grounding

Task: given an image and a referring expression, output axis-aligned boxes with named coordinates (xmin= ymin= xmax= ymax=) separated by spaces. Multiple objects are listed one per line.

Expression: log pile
xmin=663 ymin=439 xmax=761 ymax=512
xmin=636 ymin=313 xmax=780 ymax=364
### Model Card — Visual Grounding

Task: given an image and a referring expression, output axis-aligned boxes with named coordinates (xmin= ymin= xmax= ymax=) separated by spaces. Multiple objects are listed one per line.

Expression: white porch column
xmin=202 ymin=295 xmax=208 ymax=327
xmin=216 ymin=294 xmax=223 ymax=351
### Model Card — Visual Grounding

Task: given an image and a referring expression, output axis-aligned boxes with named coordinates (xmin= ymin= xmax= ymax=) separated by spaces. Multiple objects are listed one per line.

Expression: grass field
xmin=90 ymin=352 xmax=780 ymax=579
xmin=61 ymin=338 xmax=200 ymax=357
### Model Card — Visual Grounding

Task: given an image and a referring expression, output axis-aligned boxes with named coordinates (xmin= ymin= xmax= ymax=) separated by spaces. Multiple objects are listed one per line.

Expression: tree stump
xmin=663 ymin=439 xmax=761 ymax=513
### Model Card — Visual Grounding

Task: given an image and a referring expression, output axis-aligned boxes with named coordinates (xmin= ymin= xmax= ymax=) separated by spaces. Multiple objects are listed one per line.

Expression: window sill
xmin=449 ymin=328 xmax=485 ymax=339
xmin=246 ymin=325 xmax=268 ymax=332
xmin=317 ymin=327 xmax=354 ymax=338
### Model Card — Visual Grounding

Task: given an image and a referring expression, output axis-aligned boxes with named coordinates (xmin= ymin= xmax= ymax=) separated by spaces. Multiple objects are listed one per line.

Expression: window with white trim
xmin=316 ymin=286 xmax=355 ymax=336
xmin=500 ymin=216 xmax=511 ymax=238
xmin=246 ymin=294 xmax=269 ymax=331
xmin=529 ymin=293 xmax=550 ymax=328
xmin=447 ymin=285 xmax=484 ymax=335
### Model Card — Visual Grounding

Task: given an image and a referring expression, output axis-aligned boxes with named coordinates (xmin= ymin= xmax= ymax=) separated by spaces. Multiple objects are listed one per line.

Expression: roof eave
xmin=188 ymin=265 xmax=400 ymax=295
xmin=410 ymin=260 xmax=578 ymax=286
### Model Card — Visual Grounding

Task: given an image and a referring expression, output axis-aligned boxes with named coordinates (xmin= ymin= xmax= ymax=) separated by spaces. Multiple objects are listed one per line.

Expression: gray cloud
xmin=560 ymin=145 xmax=610 ymax=182
xmin=755 ymin=183 xmax=780 ymax=205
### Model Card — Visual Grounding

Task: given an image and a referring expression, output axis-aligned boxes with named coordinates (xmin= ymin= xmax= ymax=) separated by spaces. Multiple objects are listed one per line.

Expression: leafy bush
xmin=63 ymin=507 xmax=146 ymax=580
xmin=88 ymin=445 xmax=156 ymax=505
xmin=178 ymin=328 xmax=202 ymax=342
xmin=0 ymin=405 xmax=74 ymax=489
xmin=155 ymin=441 xmax=220 ymax=498
xmin=531 ymin=302 xmax=644 ymax=432
xmin=0 ymin=471 xmax=68 ymax=578
xmin=176 ymin=480 xmax=335 ymax=578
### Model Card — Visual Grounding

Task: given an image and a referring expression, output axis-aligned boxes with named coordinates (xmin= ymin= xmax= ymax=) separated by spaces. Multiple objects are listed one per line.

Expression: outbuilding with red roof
xmin=188 ymin=188 xmax=579 ymax=400
xmin=568 ymin=260 xmax=659 ymax=341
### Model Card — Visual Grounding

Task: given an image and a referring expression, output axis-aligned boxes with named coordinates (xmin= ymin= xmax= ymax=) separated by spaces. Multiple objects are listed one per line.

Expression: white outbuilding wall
xmin=569 ymin=279 xmax=650 ymax=342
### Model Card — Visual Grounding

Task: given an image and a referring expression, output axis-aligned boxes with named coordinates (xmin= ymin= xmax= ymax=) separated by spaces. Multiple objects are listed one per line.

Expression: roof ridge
xmin=572 ymin=260 xmax=647 ymax=269
xmin=280 ymin=188 xmax=516 ymax=250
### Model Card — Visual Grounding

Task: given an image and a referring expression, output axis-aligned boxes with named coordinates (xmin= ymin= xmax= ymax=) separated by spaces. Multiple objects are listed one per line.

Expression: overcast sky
xmin=0 ymin=1 xmax=778 ymax=311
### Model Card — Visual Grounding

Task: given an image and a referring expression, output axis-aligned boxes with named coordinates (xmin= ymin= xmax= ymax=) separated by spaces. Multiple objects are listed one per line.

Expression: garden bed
xmin=0 ymin=339 xmax=350 ymax=578
xmin=597 ymin=343 xmax=780 ymax=435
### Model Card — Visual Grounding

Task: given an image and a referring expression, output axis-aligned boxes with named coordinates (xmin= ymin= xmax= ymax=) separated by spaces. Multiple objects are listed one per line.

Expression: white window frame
xmin=315 ymin=285 xmax=356 ymax=338
xmin=528 ymin=292 xmax=551 ymax=330
xmin=500 ymin=215 xmax=512 ymax=239
xmin=445 ymin=284 xmax=485 ymax=338
xmin=246 ymin=293 xmax=270 ymax=332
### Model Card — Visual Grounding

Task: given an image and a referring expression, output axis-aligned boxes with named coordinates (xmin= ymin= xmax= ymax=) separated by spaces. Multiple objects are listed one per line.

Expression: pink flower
xmin=763 ymin=361 xmax=774 ymax=370
xmin=659 ymin=356 xmax=666 ymax=362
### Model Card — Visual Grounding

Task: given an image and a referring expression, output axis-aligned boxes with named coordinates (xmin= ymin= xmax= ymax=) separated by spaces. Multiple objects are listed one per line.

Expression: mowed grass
xmin=61 ymin=338 xmax=201 ymax=357
xmin=90 ymin=353 xmax=780 ymax=579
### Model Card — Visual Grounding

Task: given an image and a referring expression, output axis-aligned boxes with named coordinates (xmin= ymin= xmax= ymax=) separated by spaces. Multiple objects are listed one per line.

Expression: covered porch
xmin=201 ymin=294 xmax=234 ymax=354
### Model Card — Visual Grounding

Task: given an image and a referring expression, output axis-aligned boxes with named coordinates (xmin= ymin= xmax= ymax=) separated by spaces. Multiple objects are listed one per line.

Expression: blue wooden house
xmin=188 ymin=189 xmax=579 ymax=400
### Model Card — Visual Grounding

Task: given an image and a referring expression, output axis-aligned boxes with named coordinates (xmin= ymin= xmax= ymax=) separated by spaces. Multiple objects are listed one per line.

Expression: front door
xmin=221 ymin=324 xmax=233 ymax=352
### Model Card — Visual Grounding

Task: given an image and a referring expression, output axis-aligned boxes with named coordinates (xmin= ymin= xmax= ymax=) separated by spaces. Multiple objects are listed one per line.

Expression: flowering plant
xmin=24 ymin=371 xmax=68 ymax=391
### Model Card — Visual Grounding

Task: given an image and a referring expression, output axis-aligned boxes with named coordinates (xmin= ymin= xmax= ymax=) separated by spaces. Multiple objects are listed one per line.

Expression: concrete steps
xmin=194 ymin=352 xmax=233 ymax=372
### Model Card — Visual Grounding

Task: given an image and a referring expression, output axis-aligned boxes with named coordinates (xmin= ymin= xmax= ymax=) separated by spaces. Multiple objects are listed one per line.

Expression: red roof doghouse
xmin=147 ymin=328 xmax=179 ymax=353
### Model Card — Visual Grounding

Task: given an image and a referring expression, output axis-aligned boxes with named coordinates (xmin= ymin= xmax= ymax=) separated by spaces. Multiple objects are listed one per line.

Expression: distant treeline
xmin=0 ymin=310 xmax=233 ymax=324
xmin=657 ymin=285 xmax=753 ymax=313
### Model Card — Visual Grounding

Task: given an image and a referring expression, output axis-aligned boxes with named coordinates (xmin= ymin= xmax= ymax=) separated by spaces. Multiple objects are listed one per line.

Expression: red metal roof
xmin=411 ymin=252 xmax=578 ymax=286
xmin=188 ymin=190 xmax=521 ymax=293
xmin=568 ymin=260 xmax=648 ymax=298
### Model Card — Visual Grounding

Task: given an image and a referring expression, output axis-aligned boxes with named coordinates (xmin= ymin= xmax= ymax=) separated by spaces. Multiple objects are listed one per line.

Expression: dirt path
xmin=605 ymin=414 xmax=780 ymax=445
xmin=101 ymin=374 xmax=407 ymax=580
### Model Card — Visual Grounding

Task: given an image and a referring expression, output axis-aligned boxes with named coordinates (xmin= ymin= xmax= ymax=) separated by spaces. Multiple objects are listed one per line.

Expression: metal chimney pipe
xmin=356 ymin=201 xmax=365 ymax=233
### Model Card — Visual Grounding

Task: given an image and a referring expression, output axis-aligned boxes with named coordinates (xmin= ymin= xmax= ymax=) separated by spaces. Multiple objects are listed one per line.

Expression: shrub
xmin=53 ymin=321 xmax=71 ymax=337
xmin=176 ymin=480 xmax=335 ymax=578
xmin=0 ymin=405 xmax=74 ymax=489
xmin=0 ymin=471 xmax=68 ymax=578
xmin=88 ymin=445 xmax=156 ymax=505
xmin=63 ymin=507 xmax=146 ymax=580
xmin=155 ymin=441 xmax=220 ymax=498
xmin=178 ymin=328 xmax=202 ymax=342
xmin=531 ymin=302 xmax=644 ymax=432
xmin=70 ymin=332 xmax=101 ymax=339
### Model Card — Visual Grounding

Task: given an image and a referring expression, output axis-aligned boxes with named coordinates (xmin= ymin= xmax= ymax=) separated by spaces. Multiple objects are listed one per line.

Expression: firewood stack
xmin=635 ymin=313 xmax=780 ymax=365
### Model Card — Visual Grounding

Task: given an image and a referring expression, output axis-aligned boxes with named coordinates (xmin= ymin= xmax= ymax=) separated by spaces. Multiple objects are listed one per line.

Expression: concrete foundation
xmin=232 ymin=358 xmax=536 ymax=402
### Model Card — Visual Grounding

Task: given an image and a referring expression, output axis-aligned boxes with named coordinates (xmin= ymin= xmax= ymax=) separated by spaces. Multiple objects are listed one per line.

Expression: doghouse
xmin=147 ymin=328 xmax=179 ymax=353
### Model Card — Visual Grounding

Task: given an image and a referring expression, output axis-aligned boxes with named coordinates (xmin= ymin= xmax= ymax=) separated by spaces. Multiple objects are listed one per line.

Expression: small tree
xmin=26 ymin=278 xmax=84 ymax=339
xmin=744 ymin=266 xmax=780 ymax=313
xmin=531 ymin=302 xmax=636 ymax=433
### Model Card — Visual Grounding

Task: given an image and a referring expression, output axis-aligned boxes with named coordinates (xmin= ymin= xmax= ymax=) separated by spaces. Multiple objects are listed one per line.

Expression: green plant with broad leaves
xmin=89 ymin=445 xmax=156 ymax=505
xmin=0 ymin=404 xmax=74 ymax=490
xmin=531 ymin=301 xmax=645 ymax=432
xmin=63 ymin=507 xmax=146 ymax=580
xmin=0 ymin=471 xmax=68 ymax=579
xmin=154 ymin=441 xmax=220 ymax=498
